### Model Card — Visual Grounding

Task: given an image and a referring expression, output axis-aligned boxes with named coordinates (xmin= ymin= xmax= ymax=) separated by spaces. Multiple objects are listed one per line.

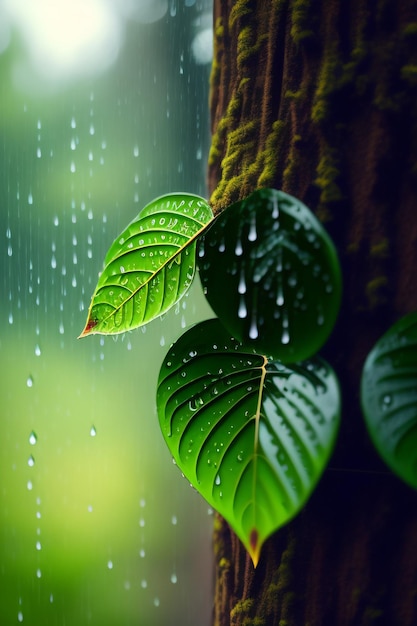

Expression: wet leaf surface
xmin=361 ymin=311 xmax=417 ymax=489
xmin=80 ymin=193 xmax=213 ymax=336
xmin=198 ymin=189 xmax=342 ymax=362
xmin=157 ymin=319 xmax=341 ymax=565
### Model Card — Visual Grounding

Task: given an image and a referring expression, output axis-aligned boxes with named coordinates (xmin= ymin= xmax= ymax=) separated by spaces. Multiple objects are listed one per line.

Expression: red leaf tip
xmin=78 ymin=318 xmax=98 ymax=338
xmin=249 ymin=529 xmax=260 ymax=568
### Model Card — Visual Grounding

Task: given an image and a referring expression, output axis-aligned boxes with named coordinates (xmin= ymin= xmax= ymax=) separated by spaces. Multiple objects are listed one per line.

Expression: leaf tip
xmin=78 ymin=318 xmax=98 ymax=339
xmin=249 ymin=529 xmax=261 ymax=568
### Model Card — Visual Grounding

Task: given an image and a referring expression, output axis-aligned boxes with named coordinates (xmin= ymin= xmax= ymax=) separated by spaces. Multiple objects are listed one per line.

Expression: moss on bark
xmin=209 ymin=1 xmax=417 ymax=624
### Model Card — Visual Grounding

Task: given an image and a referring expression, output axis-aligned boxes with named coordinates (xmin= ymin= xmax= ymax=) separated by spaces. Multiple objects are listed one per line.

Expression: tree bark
xmin=208 ymin=1 xmax=417 ymax=624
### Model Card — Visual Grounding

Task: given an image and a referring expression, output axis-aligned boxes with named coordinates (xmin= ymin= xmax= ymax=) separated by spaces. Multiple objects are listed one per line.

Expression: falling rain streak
xmin=1 ymin=2 xmax=214 ymax=625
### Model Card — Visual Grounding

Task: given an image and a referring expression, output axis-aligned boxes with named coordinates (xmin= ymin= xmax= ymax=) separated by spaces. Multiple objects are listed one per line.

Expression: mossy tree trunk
xmin=208 ymin=1 xmax=417 ymax=624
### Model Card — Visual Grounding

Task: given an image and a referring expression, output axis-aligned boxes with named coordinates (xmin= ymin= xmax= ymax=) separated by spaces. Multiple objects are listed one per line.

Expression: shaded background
xmin=0 ymin=1 xmax=214 ymax=624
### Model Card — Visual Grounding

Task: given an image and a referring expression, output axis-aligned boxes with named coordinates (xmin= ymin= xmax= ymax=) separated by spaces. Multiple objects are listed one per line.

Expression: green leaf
xmin=157 ymin=319 xmax=340 ymax=566
xmin=80 ymin=193 xmax=213 ymax=336
xmin=361 ymin=311 xmax=417 ymax=489
xmin=198 ymin=189 xmax=342 ymax=362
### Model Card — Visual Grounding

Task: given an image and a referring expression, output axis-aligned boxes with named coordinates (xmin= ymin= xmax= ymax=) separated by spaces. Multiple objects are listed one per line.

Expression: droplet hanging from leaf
xmin=157 ymin=319 xmax=341 ymax=566
xmin=198 ymin=189 xmax=342 ymax=362
xmin=79 ymin=193 xmax=213 ymax=336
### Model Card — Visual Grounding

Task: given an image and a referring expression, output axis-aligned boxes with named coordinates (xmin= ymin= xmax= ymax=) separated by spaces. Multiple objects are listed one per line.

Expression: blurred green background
xmin=0 ymin=2 xmax=214 ymax=624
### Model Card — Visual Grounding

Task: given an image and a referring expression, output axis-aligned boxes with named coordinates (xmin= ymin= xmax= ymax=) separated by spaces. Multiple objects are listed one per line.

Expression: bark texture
xmin=208 ymin=1 xmax=417 ymax=624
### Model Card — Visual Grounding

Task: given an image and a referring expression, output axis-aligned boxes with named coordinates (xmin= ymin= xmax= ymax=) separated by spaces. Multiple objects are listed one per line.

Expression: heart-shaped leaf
xmin=157 ymin=319 xmax=341 ymax=566
xmin=198 ymin=189 xmax=342 ymax=362
xmin=80 ymin=193 xmax=213 ymax=336
xmin=361 ymin=311 xmax=417 ymax=489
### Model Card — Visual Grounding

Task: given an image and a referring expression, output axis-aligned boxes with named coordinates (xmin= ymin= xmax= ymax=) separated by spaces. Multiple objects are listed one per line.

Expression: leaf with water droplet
xmin=79 ymin=193 xmax=213 ymax=336
xmin=198 ymin=189 xmax=342 ymax=362
xmin=157 ymin=319 xmax=340 ymax=566
xmin=361 ymin=311 xmax=417 ymax=489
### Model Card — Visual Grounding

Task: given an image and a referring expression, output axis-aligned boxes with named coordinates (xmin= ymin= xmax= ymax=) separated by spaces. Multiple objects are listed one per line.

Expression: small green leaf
xmin=157 ymin=319 xmax=340 ymax=566
xmin=198 ymin=189 xmax=342 ymax=362
xmin=361 ymin=311 xmax=417 ymax=489
xmin=80 ymin=193 xmax=213 ymax=336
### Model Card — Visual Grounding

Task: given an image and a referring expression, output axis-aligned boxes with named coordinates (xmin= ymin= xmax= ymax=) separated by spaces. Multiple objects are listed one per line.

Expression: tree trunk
xmin=208 ymin=1 xmax=417 ymax=624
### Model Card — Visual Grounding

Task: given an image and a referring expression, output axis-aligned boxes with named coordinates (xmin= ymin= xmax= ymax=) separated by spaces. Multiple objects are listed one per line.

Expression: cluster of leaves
xmin=80 ymin=189 xmax=417 ymax=566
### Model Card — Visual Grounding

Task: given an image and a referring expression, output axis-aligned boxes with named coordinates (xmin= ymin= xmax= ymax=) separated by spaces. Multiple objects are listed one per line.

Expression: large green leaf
xmin=80 ymin=193 xmax=213 ymax=336
xmin=198 ymin=189 xmax=342 ymax=362
xmin=361 ymin=311 xmax=417 ymax=489
xmin=157 ymin=319 xmax=340 ymax=566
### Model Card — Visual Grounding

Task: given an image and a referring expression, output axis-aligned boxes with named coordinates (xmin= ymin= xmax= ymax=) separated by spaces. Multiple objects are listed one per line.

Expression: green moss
xmin=285 ymin=87 xmax=306 ymax=102
xmin=215 ymin=16 xmax=224 ymax=39
xmin=401 ymin=64 xmax=417 ymax=84
xmin=366 ymin=276 xmax=388 ymax=309
xmin=230 ymin=599 xmax=254 ymax=617
xmin=363 ymin=606 xmax=384 ymax=622
xmin=229 ymin=0 xmax=253 ymax=29
xmin=403 ymin=22 xmax=417 ymax=37
xmin=311 ymin=50 xmax=341 ymax=123
xmin=282 ymin=134 xmax=302 ymax=189
xmin=218 ymin=557 xmax=230 ymax=568
xmin=257 ymin=120 xmax=285 ymax=188
xmin=290 ymin=0 xmax=314 ymax=45
xmin=242 ymin=619 xmax=265 ymax=626
xmin=370 ymin=238 xmax=390 ymax=258
xmin=315 ymin=148 xmax=342 ymax=204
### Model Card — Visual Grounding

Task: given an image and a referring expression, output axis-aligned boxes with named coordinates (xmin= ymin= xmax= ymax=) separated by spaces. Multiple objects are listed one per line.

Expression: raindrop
xmin=90 ymin=426 xmax=97 ymax=437
xmin=281 ymin=328 xmax=290 ymax=344
xmin=170 ymin=573 xmax=178 ymax=584
xmin=28 ymin=455 xmax=35 ymax=467
xmin=18 ymin=611 xmax=23 ymax=622
xmin=29 ymin=431 xmax=37 ymax=445
xmin=35 ymin=541 xmax=41 ymax=551
xmin=272 ymin=196 xmax=279 ymax=219
xmin=249 ymin=318 xmax=258 ymax=339
xmin=35 ymin=344 xmax=41 ymax=356
xmin=27 ymin=480 xmax=33 ymax=490
xmin=235 ymin=240 xmax=243 ymax=256
xmin=276 ymin=282 xmax=284 ymax=306
xmin=26 ymin=376 xmax=34 ymax=388
xmin=238 ymin=297 xmax=247 ymax=319
xmin=381 ymin=394 xmax=392 ymax=409
xmin=248 ymin=216 xmax=257 ymax=242
xmin=154 ymin=597 xmax=160 ymax=607
xmin=215 ymin=474 xmax=221 ymax=485
xmin=238 ymin=269 xmax=246 ymax=294
xmin=36 ymin=569 xmax=42 ymax=579
xmin=107 ymin=560 xmax=113 ymax=569
xmin=141 ymin=580 xmax=147 ymax=589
